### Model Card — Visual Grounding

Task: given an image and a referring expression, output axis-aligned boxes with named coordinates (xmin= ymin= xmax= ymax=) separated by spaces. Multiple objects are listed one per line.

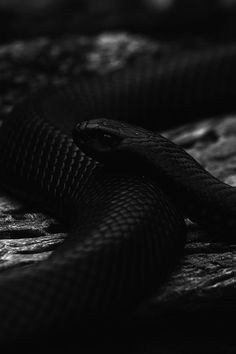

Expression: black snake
xmin=0 ymin=44 xmax=236 ymax=340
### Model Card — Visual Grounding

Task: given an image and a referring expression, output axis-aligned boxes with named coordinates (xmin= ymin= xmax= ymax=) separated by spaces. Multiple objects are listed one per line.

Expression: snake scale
xmin=0 ymin=44 xmax=236 ymax=340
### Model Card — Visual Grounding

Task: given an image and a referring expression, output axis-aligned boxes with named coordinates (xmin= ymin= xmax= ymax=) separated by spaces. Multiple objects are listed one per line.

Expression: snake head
xmin=73 ymin=118 xmax=148 ymax=163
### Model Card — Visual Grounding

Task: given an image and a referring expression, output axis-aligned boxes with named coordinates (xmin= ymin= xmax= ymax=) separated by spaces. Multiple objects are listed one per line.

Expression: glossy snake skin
xmin=0 ymin=44 xmax=236 ymax=339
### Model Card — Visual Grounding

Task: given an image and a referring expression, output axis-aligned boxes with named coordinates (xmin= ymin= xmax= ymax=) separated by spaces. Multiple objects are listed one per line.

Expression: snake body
xmin=0 ymin=45 xmax=236 ymax=339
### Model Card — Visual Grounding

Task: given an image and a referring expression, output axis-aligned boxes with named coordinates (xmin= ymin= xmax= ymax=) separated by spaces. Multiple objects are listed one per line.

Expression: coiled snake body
xmin=0 ymin=45 xmax=236 ymax=339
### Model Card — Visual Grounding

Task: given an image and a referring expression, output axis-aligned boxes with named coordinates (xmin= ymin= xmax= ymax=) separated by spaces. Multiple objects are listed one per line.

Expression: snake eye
xmin=90 ymin=130 xmax=122 ymax=149
xmin=100 ymin=133 xmax=117 ymax=147
xmin=73 ymin=122 xmax=123 ymax=155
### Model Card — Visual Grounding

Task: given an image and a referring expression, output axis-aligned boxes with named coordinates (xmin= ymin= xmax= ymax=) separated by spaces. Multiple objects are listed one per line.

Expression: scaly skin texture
xmin=0 ymin=79 xmax=186 ymax=340
xmin=74 ymin=118 xmax=236 ymax=239
xmin=0 ymin=45 xmax=236 ymax=339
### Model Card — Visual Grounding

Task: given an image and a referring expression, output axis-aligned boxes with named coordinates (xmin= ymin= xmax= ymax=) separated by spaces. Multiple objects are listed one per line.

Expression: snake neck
xmin=119 ymin=136 xmax=236 ymax=239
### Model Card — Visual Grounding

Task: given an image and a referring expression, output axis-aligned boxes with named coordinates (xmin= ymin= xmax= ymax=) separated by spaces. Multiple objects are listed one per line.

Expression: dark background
xmin=2 ymin=0 xmax=236 ymax=42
